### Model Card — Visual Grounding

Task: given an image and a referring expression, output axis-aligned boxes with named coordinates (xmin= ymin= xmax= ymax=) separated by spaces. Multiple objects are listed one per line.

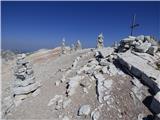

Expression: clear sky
xmin=2 ymin=1 xmax=160 ymax=52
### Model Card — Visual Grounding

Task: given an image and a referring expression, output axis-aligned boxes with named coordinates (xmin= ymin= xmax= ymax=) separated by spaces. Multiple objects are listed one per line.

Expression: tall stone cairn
xmin=13 ymin=54 xmax=40 ymax=97
xmin=97 ymin=33 xmax=104 ymax=49
xmin=70 ymin=44 xmax=75 ymax=52
xmin=75 ymin=40 xmax=82 ymax=51
xmin=61 ymin=38 xmax=66 ymax=54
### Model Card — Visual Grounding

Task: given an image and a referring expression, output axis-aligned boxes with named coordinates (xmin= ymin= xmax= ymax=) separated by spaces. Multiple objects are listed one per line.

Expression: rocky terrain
xmin=1 ymin=35 xmax=160 ymax=120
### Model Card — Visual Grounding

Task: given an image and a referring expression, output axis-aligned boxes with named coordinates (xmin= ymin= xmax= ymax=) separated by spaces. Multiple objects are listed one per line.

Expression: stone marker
xmin=13 ymin=54 xmax=40 ymax=104
xmin=97 ymin=33 xmax=104 ymax=49
xmin=75 ymin=40 xmax=82 ymax=51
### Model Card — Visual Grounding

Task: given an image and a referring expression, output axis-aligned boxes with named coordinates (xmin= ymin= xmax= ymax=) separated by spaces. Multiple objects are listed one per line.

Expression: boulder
xmin=66 ymin=76 xmax=84 ymax=96
xmin=135 ymin=41 xmax=151 ymax=53
xmin=78 ymin=105 xmax=91 ymax=116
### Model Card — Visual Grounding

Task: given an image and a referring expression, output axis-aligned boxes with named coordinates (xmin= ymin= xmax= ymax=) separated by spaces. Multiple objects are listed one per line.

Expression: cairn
xmin=13 ymin=54 xmax=40 ymax=105
xmin=97 ymin=33 xmax=104 ymax=49
xmin=75 ymin=40 xmax=82 ymax=51
xmin=70 ymin=44 xmax=75 ymax=52
xmin=61 ymin=38 xmax=66 ymax=54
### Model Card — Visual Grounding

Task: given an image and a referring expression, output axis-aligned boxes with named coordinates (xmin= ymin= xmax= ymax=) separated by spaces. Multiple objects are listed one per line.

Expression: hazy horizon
xmin=2 ymin=1 xmax=160 ymax=52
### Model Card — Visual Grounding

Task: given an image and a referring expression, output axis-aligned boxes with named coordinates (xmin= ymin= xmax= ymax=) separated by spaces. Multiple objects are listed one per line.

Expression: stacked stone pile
xmin=13 ymin=54 xmax=40 ymax=104
xmin=117 ymin=35 xmax=159 ymax=55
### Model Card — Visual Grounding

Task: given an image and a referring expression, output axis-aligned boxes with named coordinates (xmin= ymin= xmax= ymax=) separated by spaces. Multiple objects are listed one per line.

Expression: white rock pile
xmin=118 ymin=35 xmax=159 ymax=56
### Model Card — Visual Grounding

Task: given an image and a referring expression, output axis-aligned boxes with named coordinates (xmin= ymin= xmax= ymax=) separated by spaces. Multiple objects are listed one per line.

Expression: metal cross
xmin=130 ymin=14 xmax=140 ymax=36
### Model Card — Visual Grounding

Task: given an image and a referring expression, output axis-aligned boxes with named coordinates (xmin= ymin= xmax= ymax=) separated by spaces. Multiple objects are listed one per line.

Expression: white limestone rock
xmin=78 ymin=105 xmax=91 ymax=116
xmin=91 ymin=110 xmax=100 ymax=120
xmin=67 ymin=76 xmax=84 ymax=96
xmin=135 ymin=41 xmax=151 ymax=53
xmin=13 ymin=81 xmax=41 ymax=95
xmin=62 ymin=98 xmax=71 ymax=109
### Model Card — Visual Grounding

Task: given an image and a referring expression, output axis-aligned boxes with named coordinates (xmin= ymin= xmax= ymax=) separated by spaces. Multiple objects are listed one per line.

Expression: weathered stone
xmin=94 ymin=73 xmax=106 ymax=103
xmin=62 ymin=98 xmax=71 ymax=109
xmin=103 ymin=80 xmax=113 ymax=89
xmin=150 ymin=92 xmax=160 ymax=114
xmin=66 ymin=76 xmax=84 ymax=96
xmin=99 ymin=59 xmax=109 ymax=66
xmin=147 ymin=46 xmax=158 ymax=56
xmin=135 ymin=41 xmax=151 ymax=53
xmin=14 ymin=76 xmax=35 ymax=87
xmin=96 ymin=47 xmax=114 ymax=58
xmin=78 ymin=105 xmax=91 ymax=116
xmin=13 ymin=82 xmax=41 ymax=95
xmin=91 ymin=111 xmax=100 ymax=120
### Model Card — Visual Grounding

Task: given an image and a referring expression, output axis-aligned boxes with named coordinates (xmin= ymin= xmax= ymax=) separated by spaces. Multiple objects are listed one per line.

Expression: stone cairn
xmin=13 ymin=53 xmax=40 ymax=105
xmin=70 ymin=44 xmax=75 ymax=52
xmin=61 ymin=38 xmax=66 ymax=54
xmin=97 ymin=33 xmax=104 ymax=49
xmin=75 ymin=40 xmax=82 ymax=51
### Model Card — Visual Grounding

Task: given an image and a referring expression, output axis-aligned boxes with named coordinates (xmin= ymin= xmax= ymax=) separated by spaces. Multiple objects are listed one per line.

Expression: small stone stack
xmin=13 ymin=54 xmax=40 ymax=105
xmin=97 ymin=33 xmax=104 ymax=49
xmin=61 ymin=38 xmax=66 ymax=54
xmin=75 ymin=40 xmax=82 ymax=51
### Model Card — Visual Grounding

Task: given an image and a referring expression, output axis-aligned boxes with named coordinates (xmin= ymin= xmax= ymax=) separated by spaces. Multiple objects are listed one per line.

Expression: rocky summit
xmin=1 ymin=35 xmax=160 ymax=120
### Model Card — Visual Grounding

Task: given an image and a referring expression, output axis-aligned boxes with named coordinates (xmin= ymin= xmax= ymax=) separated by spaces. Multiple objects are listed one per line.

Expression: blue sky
xmin=1 ymin=1 xmax=160 ymax=52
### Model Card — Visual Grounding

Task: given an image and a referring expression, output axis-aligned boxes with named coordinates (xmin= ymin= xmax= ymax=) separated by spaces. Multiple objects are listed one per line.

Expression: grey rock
xmin=150 ymin=92 xmax=160 ymax=114
xmin=147 ymin=46 xmax=158 ymax=55
xmin=14 ymin=76 xmax=35 ymax=87
xmin=91 ymin=111 xmax=100 ymax=120
xmin=99 ymin=59 xmax=110 ymax=66
xmin=13 ymin=82 xmax=41 ymax=95
xmin=62 ymin=98 xmax=71 ymax=109
xmin=78 ymin=105 xmax=91 ymax=116
xmin=66 ymin=76 xmax=84 ymax=96
xmin=135 ymin=41 xmax=151 ymax=53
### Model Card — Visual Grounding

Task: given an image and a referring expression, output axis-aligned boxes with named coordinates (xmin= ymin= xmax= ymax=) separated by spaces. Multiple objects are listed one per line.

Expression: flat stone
xmin=78 ymin=105 xmax=91 ymax=116
xmin=13 ymin=81 xmax=41 ymax=95
xmin=95 ymin=47 xmax=114 ymax=58
xmin=117 ymin=52 xmax=160 ymax=93
xmin=14 ymin=76 xmax=35 ymax=87
xmin=32 ymin=88 xmax=40 ymax=97
xmin=99 ymin=59 xmax=110 ymax=66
